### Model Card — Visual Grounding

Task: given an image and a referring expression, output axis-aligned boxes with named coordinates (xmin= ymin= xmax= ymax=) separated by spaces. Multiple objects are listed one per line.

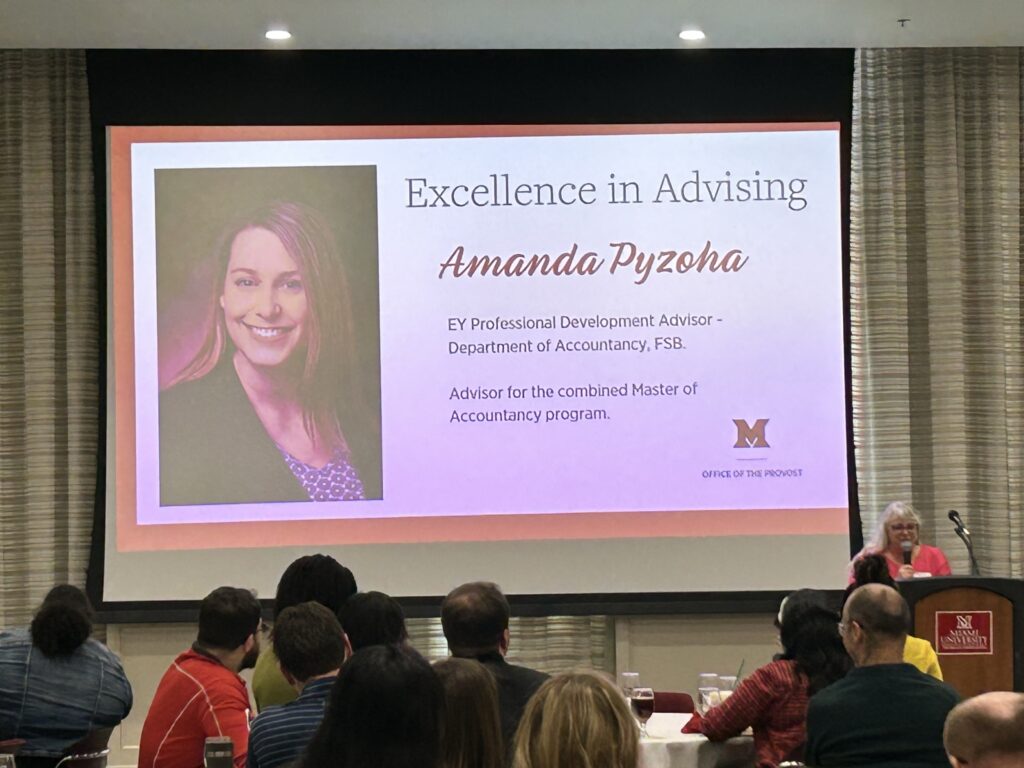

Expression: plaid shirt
xmin=686 ymin=659 xmax=808 ymax=768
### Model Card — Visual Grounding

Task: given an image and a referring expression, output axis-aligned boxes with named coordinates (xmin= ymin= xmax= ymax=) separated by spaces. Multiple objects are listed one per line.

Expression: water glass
xmin=619 ymin=671 xmax=640 ymax=698
xmin=697 ymin=672 xmax=719 ymax=714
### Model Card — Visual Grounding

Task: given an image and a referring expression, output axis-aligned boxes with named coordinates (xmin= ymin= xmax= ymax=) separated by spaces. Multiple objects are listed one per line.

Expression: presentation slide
xmin=103 ymin=124 xmax=850 ymax=603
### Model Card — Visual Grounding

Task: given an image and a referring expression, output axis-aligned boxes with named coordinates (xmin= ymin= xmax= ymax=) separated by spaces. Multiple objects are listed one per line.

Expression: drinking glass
xmin=630 ymin=686 xmax=655 ymax=737
xmin=717 ymin=675 xmax=737 ymax=701
xmin=696 ymin=673 xmax=719 ymax=715
xmin=618 ymin=671 xmax=640 ymax=698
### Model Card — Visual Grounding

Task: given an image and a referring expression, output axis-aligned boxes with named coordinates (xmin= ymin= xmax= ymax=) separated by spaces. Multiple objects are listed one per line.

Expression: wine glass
xmin=630 ymin=686 xmax=655 ymax=737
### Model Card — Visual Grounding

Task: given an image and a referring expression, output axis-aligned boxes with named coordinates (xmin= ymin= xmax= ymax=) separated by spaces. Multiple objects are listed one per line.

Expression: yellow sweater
xmin=904 ymin=635 xmax=943 ymax=680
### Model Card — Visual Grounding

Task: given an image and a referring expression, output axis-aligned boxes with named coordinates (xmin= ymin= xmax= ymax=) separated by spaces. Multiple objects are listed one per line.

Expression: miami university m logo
xmin=733 ymin=419 xmax=770 ymax=448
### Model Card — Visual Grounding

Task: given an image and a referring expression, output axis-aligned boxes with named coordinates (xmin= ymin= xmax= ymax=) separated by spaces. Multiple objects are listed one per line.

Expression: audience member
xmin=297 ymin=644 xmax=443 ymax=768
xmin=0 ymin=585 xmax=132 ymax=761
xmin=512 ymin=671 xmax=637 ymax=768
xmin=805 ymin=584 xmax=959 ymax=767
xmin=685 ymin=597 xmax=851 ymax=765
xmin=944 ymin=691 xmax=1024 ymax=768
xmin=248 ymin=602 xmax=349 ymax=768
xmin=138 ymin=586 xmax=263 ymax=768
xmin=844 ymin=553 xmax=943 ymax=678
xmin=340 ymin=591 xmax=408 ymax=650
xmin=435 ymin=658 xmax=503 ymax=768
xmin=441 ymin=582 xmax=548 ymax=754
xmin=253 ymin=554 xmax=357 ymax=710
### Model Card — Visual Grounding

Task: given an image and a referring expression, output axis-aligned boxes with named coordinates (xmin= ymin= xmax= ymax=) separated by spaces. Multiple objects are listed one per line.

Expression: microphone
xmin=901 ymin=539 xmax=913 ymax=565
xmin=948 ymin=509 xmax=971 ymax=536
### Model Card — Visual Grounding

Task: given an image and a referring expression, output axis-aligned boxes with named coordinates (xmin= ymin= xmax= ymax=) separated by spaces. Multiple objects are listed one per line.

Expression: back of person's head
xmin=274 ymin=554 xmax=357 ymax=619
xmin=842 ymin=553 xmax=899 ymax=610
xmin=945 ymin=692 xmax=1024 ymax=768
xmin=513 ymin=671 xmax=638 ymax=768
xmin=340 ymin=591 xmax=408 ymax=651
xmin=30 ymin=584 xmax=94 ymax=657
xmin=441 ymin=582 xmax=510 ymax=656
xmin=844 ymin=584 xmax=910 ymax=646
xmin=273 ymin=601 xmax=347 ymax=684
xmin=299 ymin=644 xmax=443 ymax=768
xmin=434 ymin=658 xmax=503 ymax=768
xmin=197 ymin=586 xmax=262 ymax=651
xmin=775 ymin=588 xmax=831 ymax=630
xmin=779 ymin=604 xmax=852 ymax=695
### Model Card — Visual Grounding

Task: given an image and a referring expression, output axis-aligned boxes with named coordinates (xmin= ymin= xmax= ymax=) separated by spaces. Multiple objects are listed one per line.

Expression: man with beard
xmin=139 ymin=587 xmax=264 ymax=768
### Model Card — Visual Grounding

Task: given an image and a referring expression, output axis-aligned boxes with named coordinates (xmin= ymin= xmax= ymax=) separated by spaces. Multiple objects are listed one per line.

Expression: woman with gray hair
xmin=852 ymin=501 xmax=951 ymax=580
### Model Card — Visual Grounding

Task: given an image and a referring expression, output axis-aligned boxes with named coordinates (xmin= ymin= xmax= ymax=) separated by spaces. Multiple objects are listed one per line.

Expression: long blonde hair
xmin=852 ymin=500 xmax=923 ymax=565
xmin=513 ymin=671 xmax=638 ymax=768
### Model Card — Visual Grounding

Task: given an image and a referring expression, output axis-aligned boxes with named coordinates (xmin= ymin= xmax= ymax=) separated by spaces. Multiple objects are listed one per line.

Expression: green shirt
xmin=252 ymin=644 xmax=298 ymax=712
xmin=805 ymin=662 xmax=959 ymax=768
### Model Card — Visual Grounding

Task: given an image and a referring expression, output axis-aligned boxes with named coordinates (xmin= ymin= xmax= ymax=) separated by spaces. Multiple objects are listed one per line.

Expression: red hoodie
xmin=138 ymin=648 xmax=252 ymax=768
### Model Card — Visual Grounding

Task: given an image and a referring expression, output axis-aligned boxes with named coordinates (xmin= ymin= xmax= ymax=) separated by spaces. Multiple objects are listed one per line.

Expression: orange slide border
xmin=110 ymin=123 xmax=845 ymax=553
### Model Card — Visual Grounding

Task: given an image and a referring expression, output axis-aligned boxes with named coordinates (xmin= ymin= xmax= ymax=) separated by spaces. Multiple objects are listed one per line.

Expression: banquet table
xmin=640 ymin=713 xmax=756 ymax=768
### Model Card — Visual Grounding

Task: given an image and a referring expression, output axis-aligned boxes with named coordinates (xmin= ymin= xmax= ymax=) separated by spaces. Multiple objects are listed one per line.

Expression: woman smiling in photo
xmin=160 ymin=200 xmax=380 ymax=505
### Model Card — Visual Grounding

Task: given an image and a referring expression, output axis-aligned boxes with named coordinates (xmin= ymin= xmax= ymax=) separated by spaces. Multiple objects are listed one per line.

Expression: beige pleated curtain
xmin=851 ymin=48 xmax=1024 ymax=577
xmin=1 ymin=48 xmax=1023 ymax=654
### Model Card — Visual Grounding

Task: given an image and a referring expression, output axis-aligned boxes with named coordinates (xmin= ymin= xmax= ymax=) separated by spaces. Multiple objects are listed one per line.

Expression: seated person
xmin=0 ymin=585 xmax=132 ymax=761
xmin=248 ymin=602 xmax=349 ymax=768
xmin=850 ymin=501 xmax=951 ymax=580
xmin=297 ymin=644 xmax=443 ymax=768
xmin=339 ymin=591 xmax=408 ymax=650
xmin=685 ymin=594 xmax=851 ymax=767
xmin=253 ymin=554 xmax=357 ymax=710
xmin=513 ymin=671 xmax=637 ymax=768
xmin=138 ymin=587 xmax=263 ymax=768
xmin=441 ymin=582 xmax=548 ymax=754
xmin=435 ymin=658 xmax=503 ymax=768
xmin=805 ymin=584 xmax=960 ymax=767
xmin=945 ymin=691 xmax=1024 ymax=768
xmin=844 ymin=553 xmax=943 ymax=679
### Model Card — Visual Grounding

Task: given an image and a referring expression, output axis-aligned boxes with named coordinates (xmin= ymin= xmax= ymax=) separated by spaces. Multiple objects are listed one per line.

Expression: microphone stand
xmin=954 ymin=525 xmax=981 ymax=576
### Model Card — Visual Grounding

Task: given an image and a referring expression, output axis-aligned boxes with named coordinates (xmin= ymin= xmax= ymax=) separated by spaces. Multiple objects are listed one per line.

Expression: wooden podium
xmin=900 ymin=576 xmax=1024 ymax=698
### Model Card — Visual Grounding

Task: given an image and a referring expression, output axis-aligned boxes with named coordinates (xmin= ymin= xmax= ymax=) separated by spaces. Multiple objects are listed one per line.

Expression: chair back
xmin=652 ymin=690 xmax=695 ymax=713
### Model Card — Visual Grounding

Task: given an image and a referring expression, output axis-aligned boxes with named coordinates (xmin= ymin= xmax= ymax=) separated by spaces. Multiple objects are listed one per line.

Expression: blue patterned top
xmin=280 ymin=448 xmax=365 ymax=501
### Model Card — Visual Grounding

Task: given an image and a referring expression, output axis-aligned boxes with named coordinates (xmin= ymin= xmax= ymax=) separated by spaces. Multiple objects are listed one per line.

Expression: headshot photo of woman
xmin=157 ymin=167 xmax=382 ymax=506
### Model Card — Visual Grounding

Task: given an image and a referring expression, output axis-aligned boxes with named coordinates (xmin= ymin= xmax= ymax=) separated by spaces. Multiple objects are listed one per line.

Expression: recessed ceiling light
xmin=678 ymin=29 xmax=706 ymax=42
xmin=265 ymin=29 xmax=292 ymax=41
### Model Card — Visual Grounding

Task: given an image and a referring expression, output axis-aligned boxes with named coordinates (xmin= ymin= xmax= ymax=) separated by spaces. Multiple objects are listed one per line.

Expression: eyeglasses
xmin=837 ymin=621 xmax=847 ymax=637
xmin=257 ymin=620 xmax=271 ymax=637
xmin=889 ymin=523 xmax=918 ymax=532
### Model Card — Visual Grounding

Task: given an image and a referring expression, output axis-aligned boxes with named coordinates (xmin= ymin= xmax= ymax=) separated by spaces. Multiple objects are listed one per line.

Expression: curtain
xmin=851 ymin=48 xmax=1023 ymax=576
xmin=0 ymin=50 xmax=97 ymax=625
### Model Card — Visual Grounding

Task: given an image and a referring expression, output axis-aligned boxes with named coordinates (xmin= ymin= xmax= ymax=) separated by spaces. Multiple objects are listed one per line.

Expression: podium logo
xmin=733 ymin=418 xmax=770 ymax=448
xmin=936 ymin=611 xmax=993 ymax=655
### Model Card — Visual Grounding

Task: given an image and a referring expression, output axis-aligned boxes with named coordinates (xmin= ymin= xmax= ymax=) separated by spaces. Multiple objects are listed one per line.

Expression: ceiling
xmin=2 ymin=0 xmax=1024 ymax=49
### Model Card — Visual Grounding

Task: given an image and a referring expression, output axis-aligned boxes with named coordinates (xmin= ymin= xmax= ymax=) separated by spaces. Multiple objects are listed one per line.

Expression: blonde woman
xmin=513 ymin=671 xmax=638 ymax=768
xmin=852 ymin=501 xmax=951 ymax=580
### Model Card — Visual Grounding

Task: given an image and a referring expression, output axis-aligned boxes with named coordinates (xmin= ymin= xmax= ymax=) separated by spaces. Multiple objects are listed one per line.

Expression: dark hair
xmin=775 ymin=588 xmax=832 ymax=630
xmin=274 ymin=554 xmax=358 ymax=619
xmin=273 ymin=602 xmax=347 ymax=683
xmin=30 ymin=585 xmax=94 ymax=657
xmin=434 ymin=658 xmax=503 ymax=768
xmin=779 ymin=605 xmax=852 ymax=695
xmin=441 ymin=582 xmax=509 ymax=655
xmin=842 ymin=553 xmax=898 ymax=610
xmin=340 ymin=591 xmax=408 ymax=651
xmin=299 ymin=644 xmax=443 ymax=768
xmin=845 ymin=584 xmax=911 ymax=641
xmin=197 ymin=586 xmax=262 ymax=650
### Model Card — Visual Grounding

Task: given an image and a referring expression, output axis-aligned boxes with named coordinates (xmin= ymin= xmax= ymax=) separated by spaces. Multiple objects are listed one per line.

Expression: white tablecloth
xmin=640 ymin=713 xmax=756 ymax=768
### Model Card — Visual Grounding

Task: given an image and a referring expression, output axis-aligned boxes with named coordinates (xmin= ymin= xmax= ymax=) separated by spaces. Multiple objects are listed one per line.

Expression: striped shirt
xmin=247 ymin=676 xmax=334 ymax=768
xmin=138 ymin=648 xmax=252 ymax=768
